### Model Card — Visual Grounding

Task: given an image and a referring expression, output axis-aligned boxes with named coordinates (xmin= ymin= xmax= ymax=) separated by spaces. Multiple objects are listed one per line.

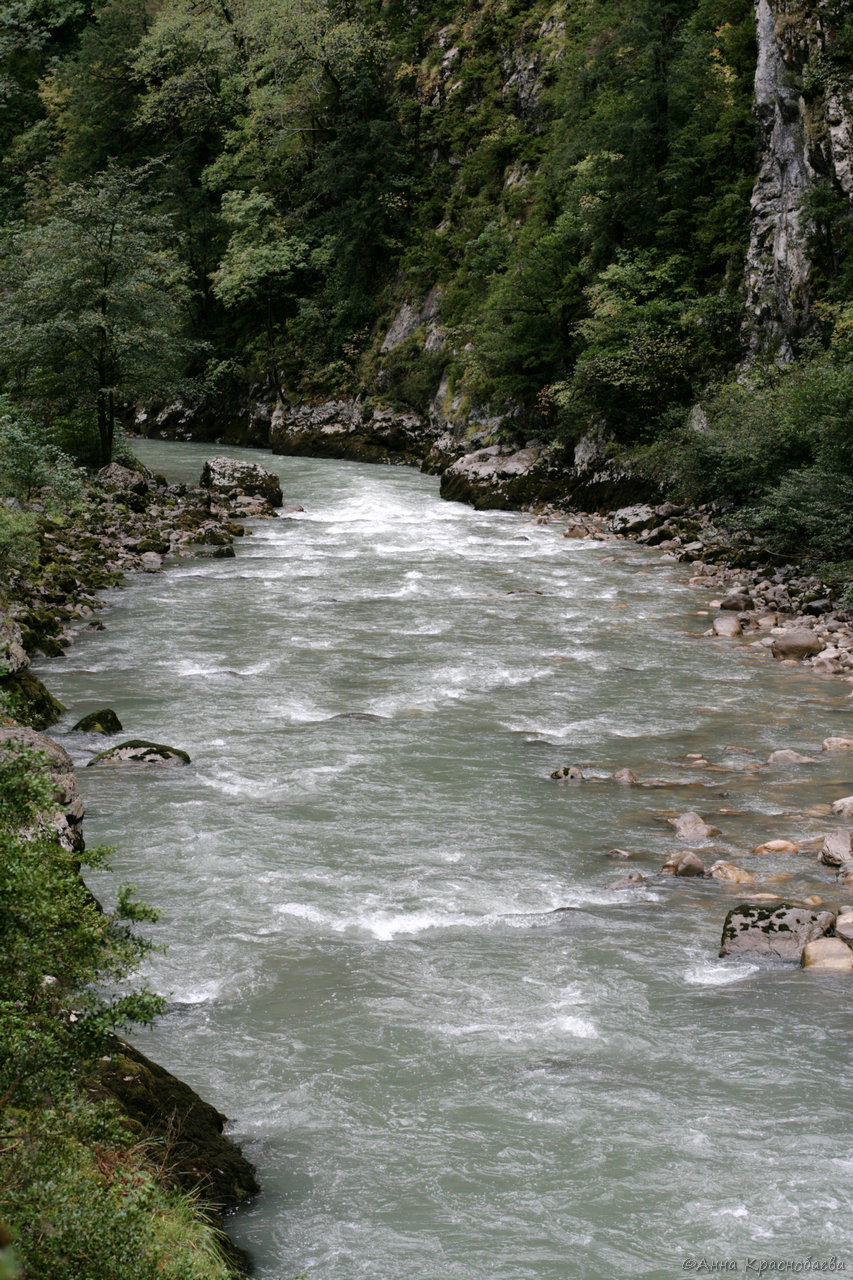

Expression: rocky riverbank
xmin=0 ymin=456 xmax=287 ymax=1275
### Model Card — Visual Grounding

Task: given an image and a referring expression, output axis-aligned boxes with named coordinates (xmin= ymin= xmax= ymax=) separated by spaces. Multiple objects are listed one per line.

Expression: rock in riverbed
xmin=87 ymin=739 xmax=191 ymax=767
xmin=200 ymin=456 xmax=283 ymax=508
xmin=719 ymin=902 xmax=835 ymax=960
xmin=667 ymin=811 xmax=720 ymax=841
xmin=72 ymin=708 xmax=123 ymax=734
xmin=801 ymin=937 xmax=853 ymax=972
xmin=771 ymin=629 xmax=825 ymax=660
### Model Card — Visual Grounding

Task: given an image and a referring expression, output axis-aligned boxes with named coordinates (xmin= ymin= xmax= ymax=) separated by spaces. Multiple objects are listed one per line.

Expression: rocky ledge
xmin=269 ymin=399 xmax=443 ymax=466
xmin=1 ymin=457 xmax=283 ymax=706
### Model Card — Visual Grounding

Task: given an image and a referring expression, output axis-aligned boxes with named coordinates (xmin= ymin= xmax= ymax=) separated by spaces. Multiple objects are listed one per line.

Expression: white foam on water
xmin=683 ymin=959 xmax=760 ymax=986
xmin=553 ymin=1014 xmax=599 ymax=1039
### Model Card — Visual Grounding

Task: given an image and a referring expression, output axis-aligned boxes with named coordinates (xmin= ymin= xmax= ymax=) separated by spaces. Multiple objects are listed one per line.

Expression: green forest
xmin=1 ymin=0 xmax=852 ymax=575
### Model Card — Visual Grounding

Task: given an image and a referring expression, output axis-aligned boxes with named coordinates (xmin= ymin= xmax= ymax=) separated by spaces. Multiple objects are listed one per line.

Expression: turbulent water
xmin=37 ymin=442 xmax=853 ymax=1280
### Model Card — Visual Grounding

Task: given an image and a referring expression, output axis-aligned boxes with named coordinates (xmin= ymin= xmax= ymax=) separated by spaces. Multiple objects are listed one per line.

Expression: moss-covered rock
xmin=71 ymin=708 xmax=123 ymax=735
xmin=0 ymin=669 xmax=66 ymax=729
xmin=96 ymin=1038 xmax=259 ymax=1210
xmin=87 ymin=739 xmax=191 ymax=767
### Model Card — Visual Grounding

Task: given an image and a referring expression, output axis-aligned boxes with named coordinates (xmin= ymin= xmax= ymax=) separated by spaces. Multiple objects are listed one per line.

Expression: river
xmin=36 ymin=441 xmax=853 ymax=1279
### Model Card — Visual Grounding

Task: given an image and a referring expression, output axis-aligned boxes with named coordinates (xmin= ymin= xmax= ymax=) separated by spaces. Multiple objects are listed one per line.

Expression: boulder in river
xmin=72 ymin=708 xmax=123 ymax=735
xmin=801 ymin=937 xmax=853 ymax=972
xmin=610 ymin=768 xmax=638 ymax=785
xmin=819 ymin=830 xmax=853 ymax=867
xmin=666 ymin=811 xmax=721 ymax=841
xmin=831 ymin=795 xmax=853 ymax=818
xmin=96 ymin=1037 xmax=259 ymax=1208
xmin=766 ymin=749 xmax=818 ymax=765
xmin=751 ymin=839 xmax=799 ymax=855
xmin=771 ymin=629 xmax=825 ymax=660
xmin=87 ymin=739 xmax=191 ymax=767
xmin=822 ymin=736 xmax=853 ymax=753
xmin=719 ymin=902 xmax=835 ymax=960
xmin=708 ymin=861 xmax=754 ymax=884
xmin=661 ymin=850 xmax=705 ymax=876
xmin=551 ymin=764 xmax=584 ymax=781
xmin=200 ymin=456 xmax=283 ymax=508
xmin=713 ymin=614 xmax=742 ymax=637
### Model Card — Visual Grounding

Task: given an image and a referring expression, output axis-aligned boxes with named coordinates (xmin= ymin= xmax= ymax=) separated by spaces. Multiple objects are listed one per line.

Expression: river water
xmin=36 ymin=441 xmax=853 ymax=1279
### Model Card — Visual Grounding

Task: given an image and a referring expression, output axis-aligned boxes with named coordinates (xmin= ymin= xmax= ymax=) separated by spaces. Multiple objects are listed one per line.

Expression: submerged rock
xmin=72 ymin=708 xmax=123 ymax=735
xmin=766 ymin=749 xmax=818 ymax=765
xmin=87 ymin=739 xmax=191 ymax=767
xmin=719 ymin=902 xmax=835 ymax=960
xmin=551 ymin=764 xmax=584 ymax=781
xmin=666 ymin=811 xmax=721 ymax=841
xmin=708 ymin=861 xmax=754 ymax=884
xmin=607 ymin=872 xmax=646 ymax=889
xmin=610 ymin=768 xmax=638 ymax=785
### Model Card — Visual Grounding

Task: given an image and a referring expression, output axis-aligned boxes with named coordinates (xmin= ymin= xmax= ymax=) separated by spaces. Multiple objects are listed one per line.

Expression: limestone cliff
xmin=745 ymin=0 xmax=853 ymax=357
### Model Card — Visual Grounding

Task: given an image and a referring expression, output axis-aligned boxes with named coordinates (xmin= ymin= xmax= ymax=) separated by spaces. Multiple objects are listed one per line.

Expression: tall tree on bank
xmin=0 ymin=161 xmax=191 ymax=465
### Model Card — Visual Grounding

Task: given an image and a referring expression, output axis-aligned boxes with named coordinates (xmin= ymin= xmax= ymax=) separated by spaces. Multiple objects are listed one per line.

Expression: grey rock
xmin=819 ymin=830 xmax=853 ymax=868
xmin=610 ymin=504 xmax=658 ymax=534
xmin=719 ymin=902 xmax=835 ymax=960
xmin=771 ymin=629 xmax=825 ymax=660
xmin=200 ymin=456 xmax=282 ymax=508
xmin=72 ymin=709 xmax=123 ymax=735
xmin=87 ymin=739 xmax=191 ymax=768
xmin=713 ymin=614 xmax=742 ymax=638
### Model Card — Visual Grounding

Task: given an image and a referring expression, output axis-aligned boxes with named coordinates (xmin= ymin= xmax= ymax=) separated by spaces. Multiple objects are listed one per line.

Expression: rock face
xmin=719 ymin=902 xmax=835 ymax=960
xmin=87 ymin=739 xmax=191 ymax=768
xmin=440 ymin=438 xmax=650 ymax=512
xmin=0 ymin=725 xmax=84 ymax=851
xmin=744 ymin=0 xmax=853 ymax=357
xmin=200 ymin=456 xmax=283 ymax=508
xmin=270 ymin=399 xmax=438 ymax=466
xmin=0 ymin=668 xmax=66 ymax=729
xmin=72 ymin=708 xmax=123 ymax=735
xmin=96 ymin=1037 xmax=259 ymax=1209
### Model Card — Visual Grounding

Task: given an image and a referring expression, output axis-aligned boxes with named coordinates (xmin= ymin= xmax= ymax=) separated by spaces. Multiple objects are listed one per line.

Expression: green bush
xmin=0 ymin=745 xmax=237 ymax=1279
xmin=0 ymin=400 xmax=85 ymax=505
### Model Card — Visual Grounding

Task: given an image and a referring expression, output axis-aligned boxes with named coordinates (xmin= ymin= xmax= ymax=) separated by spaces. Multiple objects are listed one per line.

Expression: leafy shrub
xmin=0 ymin=508 xmax=38 ymax=578
xmin=0 ymin=400 xmax=84 ymax=505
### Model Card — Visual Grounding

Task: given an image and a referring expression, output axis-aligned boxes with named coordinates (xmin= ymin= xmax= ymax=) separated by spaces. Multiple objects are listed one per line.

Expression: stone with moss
xmin=71 ymin=708 xmax=123 ymax=735
xmin=0 ymin=669 xmax=65 ymax=729
xmin=87 ymin=739 xmax=191 ymax=767
xmin=719 ymin=902 xmax=836 ymax=960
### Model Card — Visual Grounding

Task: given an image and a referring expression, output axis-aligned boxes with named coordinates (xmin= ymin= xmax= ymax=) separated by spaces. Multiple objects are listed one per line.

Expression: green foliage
xmin=0 ymin=742 xmax=235 ymax=1279
xmin=0 ymin=509 xmax=38 ymax=578
xmin=0 ymin=398 xmax=84 ymax=504
xmin=0 ymin=161 xmax=192 ymax=466
xmin=1 ymin=1112 xmax=235 ymax=1280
